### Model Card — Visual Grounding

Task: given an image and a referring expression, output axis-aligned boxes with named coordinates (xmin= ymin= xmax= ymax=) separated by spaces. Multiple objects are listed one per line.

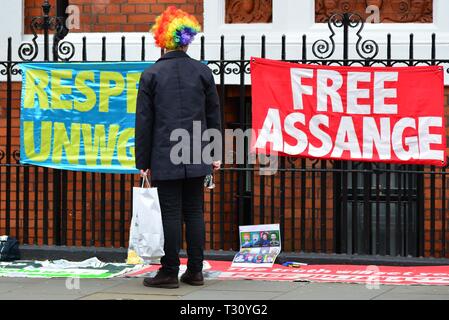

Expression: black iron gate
xmin=1 ymin=1 xmax=449 ymax=262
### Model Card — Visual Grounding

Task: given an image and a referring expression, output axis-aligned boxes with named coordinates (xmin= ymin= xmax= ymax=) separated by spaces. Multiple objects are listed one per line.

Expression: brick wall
xmin=0 ymin=80 xmax=136 ymax=245
xmin=2 ymin=80 xmax=449 ymax=256
xmin=0 ymin=81 xmax=237 ymax=250
xmin=423 ymin=94 xmax=449 ymax=256
xmin=252 ymin=162 xmax=335 ymax=253
xmin=24 ymin=0 xmax=204 ymax=34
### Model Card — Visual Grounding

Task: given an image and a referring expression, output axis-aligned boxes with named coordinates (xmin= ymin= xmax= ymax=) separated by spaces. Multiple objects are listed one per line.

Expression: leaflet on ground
xmin=232 ymin=224 xmax=281 ymax=268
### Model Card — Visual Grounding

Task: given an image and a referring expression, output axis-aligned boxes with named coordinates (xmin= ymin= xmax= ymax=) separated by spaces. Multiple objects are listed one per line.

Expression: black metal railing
xmin=1 ymin=3 xmax=449 ymax=261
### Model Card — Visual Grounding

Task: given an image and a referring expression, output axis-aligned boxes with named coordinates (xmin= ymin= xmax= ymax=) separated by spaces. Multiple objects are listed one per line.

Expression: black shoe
xmin=143 ymin=270 xmax=179 ymax=289
xmin=180 ymin=270 xmax=204 ymax=286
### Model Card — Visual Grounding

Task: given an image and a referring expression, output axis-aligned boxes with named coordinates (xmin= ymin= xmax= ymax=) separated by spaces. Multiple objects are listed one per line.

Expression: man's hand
xmin=212 ymin=161 xmax=222 ymax=171
xmin=140 ymin=169 xmax=150 ymax=178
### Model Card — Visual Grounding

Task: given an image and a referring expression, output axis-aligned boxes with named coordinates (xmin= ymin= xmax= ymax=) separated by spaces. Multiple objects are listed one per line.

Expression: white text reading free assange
xmin=255 ymin=68 xmax=444 ymax=162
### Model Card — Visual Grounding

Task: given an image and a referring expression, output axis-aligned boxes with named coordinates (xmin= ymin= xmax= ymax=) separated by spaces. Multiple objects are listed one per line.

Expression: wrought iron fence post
xmin=338 ymin=13 xmax=352 ymax=254
xmin=53 ymin=0 xmax=69 ymax=61
xmin=25 ymin=0 xmax=73 ymax=245
xmin=41 ymin=0 xmax=61 ymax=245
xmin=343 ymin=13 xmax=350 ymax=62
xmin=42 ymin=0 xmax=51 ymax=61
xmin=312 ymin=12 xmax=380 ymax=254
xmin=5 ymin=38 xmax=12 ymax=236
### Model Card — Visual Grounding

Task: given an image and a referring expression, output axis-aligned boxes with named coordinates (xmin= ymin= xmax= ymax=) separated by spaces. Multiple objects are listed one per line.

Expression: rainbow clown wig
xmin=151 ymin=6 xmax=201 ymax=50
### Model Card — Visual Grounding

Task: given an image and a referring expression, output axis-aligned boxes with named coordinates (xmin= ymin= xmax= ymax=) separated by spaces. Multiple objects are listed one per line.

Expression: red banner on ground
xmin=251 ymin=57 xmax=446 ymax=166
xmin=124 ymin=259 xmax=449 ymax=286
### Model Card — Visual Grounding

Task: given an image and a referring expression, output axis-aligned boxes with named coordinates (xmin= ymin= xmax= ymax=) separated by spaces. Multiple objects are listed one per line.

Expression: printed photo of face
xmin=242 ymin=233 xmax=252 ymax=248
xmin=270 ymin=232 xmax=280 ymax=246
xmin=258 ymin=232 xmax=271 ymax=247
xmin=251 ymin=233 xmax=260 ymax=245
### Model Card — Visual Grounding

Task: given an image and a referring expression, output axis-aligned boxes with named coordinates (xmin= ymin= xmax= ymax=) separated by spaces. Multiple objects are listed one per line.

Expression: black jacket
xmin=135 ymin=50 xmax=222 ymax=181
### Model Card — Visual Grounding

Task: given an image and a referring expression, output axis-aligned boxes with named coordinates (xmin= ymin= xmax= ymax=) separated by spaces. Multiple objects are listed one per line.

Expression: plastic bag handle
xmin=141 ymin=175 xmax=152 ymax=188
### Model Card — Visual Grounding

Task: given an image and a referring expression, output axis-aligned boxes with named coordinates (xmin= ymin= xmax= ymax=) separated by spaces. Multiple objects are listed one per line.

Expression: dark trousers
xmin=153 ymin=176 xmax=205 ymax=276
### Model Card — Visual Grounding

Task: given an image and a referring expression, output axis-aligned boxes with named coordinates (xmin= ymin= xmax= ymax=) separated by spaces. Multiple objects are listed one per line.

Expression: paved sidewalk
xmin=0 ymin=277 xmax=449 ymax=300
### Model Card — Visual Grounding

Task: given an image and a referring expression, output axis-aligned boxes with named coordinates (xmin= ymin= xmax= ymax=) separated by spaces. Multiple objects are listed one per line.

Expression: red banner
xmin=125 ymin=259 xmax=449 ymax=286
xmin=251 ymin=57 xmax=446 ymax=166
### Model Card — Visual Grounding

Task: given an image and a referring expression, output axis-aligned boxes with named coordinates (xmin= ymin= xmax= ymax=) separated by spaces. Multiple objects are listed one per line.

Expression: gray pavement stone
xmin=373 ymin=293 xmax=449 ymax=300
xmin=0 ymin=291 xmax=84 ymax=300
xmin=274 ymin=283 xmax=394 ymax=300
xmin=1 ymin=277 xmax=449 ymax=300
xmin=181 ymin=289 xmax=283 ymax=300
xmin=0 ymin=282 xmax=28 ymax=293
xmin=0 ymin=278 xmax=68 ymax=295
xmin=204 ymin=280 xmax=303 ymax=292
xmin=4 ymin=278 xmax=124 ymax=296
xmin=0 ymin=277 xmax=53 ymax=284
xmin=386 ymin=285 xmax=449 ymax=295
xmin=101 ymin=278 xmax=207 ymax=296
xmin=79 ymin=293 xmax=180 ymax=300
xmin=373 ymin=285 xmax=449 ymax=300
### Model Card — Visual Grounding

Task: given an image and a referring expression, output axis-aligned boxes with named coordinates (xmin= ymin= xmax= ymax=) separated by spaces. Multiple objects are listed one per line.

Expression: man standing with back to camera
xmin=135 ymin=6 xmax=222 ymax=289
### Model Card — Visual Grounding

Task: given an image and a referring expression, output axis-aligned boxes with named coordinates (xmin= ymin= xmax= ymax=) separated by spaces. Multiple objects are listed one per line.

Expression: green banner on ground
xmin=0 ymin=259 xmax=141 ymax=279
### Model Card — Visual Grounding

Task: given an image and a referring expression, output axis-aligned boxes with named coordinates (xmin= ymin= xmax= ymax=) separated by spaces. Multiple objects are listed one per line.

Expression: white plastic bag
xmin=127 ymin=176 xmax=164 ymax=265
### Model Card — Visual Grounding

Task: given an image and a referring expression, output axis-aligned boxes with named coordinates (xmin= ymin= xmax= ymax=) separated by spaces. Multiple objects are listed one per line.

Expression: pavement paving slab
xmin=203 ymin=280 xmax=304 ymax=292
xmin=180 ymin=289 xmax=284 ymax=300
xmin=0 ymin=277 xmax=448 ymax=300
xmin=0 ymin=291 xmax=85 ymax=300
xmin=274 ymin=284 xmax=395 ymax=300
xmin=1 ymin=278 xmax=125 ymax=296
xmin=100 ymin=278 xmax=217 ymax=296
xmin=372 ymin=285 xmax=449 ymax=300
xmin=79 ymin=293 xmax=181 ymax=300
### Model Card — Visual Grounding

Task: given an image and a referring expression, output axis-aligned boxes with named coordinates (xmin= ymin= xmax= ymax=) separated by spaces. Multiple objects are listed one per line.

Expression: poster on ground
xmin=231 ymin=224 xmax=281 ymax=268
xmin=0 ymin=258 xmax=141 ymax=279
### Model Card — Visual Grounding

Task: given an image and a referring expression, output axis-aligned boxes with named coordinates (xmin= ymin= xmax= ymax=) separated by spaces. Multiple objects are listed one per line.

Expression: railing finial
xmin=18 ymin=0 xmax=74 ymax=62
xmin=312 ymin=12 xmax=379 ymax=61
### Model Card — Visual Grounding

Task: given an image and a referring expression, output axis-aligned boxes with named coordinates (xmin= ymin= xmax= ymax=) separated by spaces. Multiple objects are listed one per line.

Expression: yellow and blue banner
xmin=20 ymin=62 xmax=153 ymax=173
